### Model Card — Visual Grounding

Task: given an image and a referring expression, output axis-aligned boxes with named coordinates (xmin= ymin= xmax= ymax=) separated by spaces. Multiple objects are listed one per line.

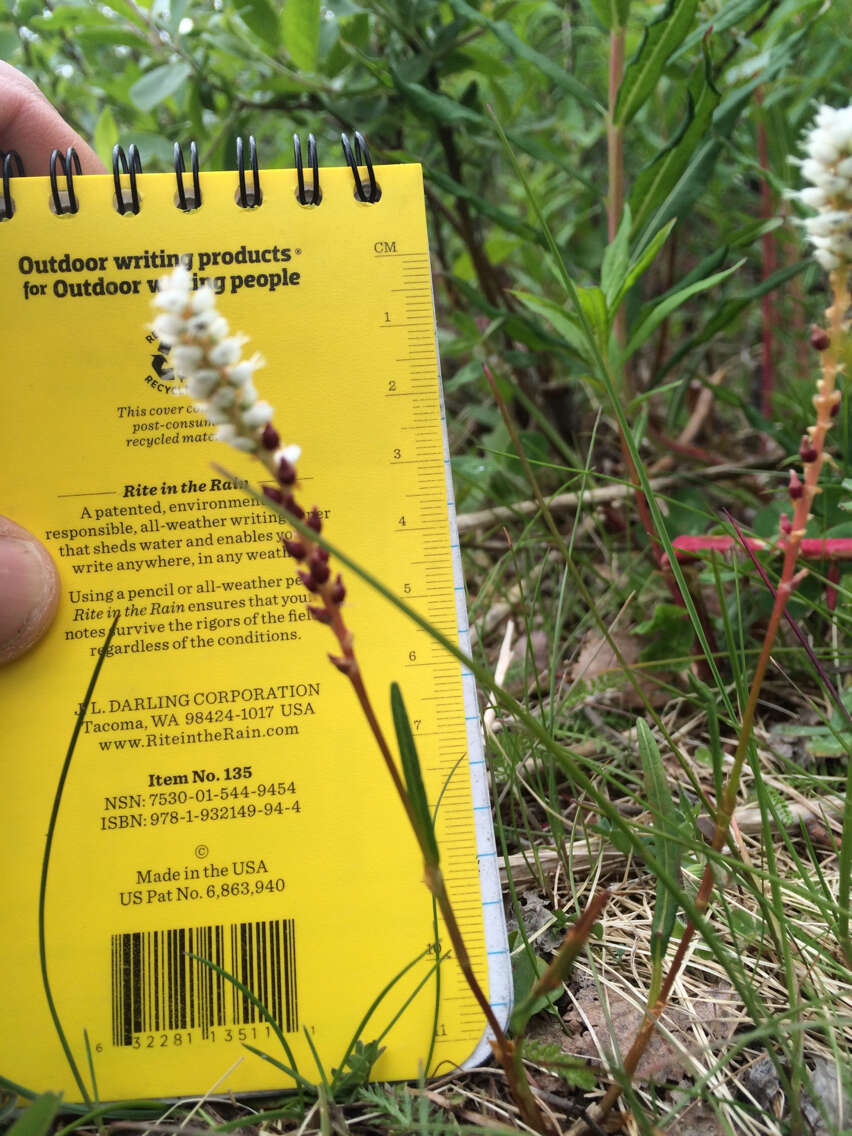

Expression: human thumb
xmin=0 ymin=517 xmax=60 ymax=665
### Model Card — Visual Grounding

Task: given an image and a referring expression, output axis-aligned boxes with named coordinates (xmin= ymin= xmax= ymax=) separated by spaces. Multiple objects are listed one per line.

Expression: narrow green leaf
xmin=282 ymin=0 xmax=320 ymax=71
xmin=673 ymin=0 xmax=769 ymax=60
xmin=394 ymin=75 xmax=590 ymax=179
xmin=238 ymin=0 xmax=281 ymax=47
xmin=601 ymin=204 xmax=632 ymax=308
xmin=6 ymin=1095 xmax=61 ymax=1136
xmin=512 ymin=290 xmax=592 ymax=361
xmin=445 ymin=0 xmax=601 ymax=110
xmin=637 ymin=720 xmax=680 ymax=966
xmin=390 ymin=684 xmax=439 ymax=867
xmin=657 ymin=260 xmax=806 ymax=381
xmin=614 ymin=0 xmax=699 ymax=126
xmin=128 ymin=62 xmax=192 ymax=111
xmin=629 ymin=43 xmax=721 ymax=234
xmin=610 ymin=219 xmax=676 ymax=311
xmin=424 ymin=166 xmax=546 ymax=246
xmin=577 ymin=286 xmax=609 ymax=351
xmin=390 ymin=73 xmax=482 ymax=127
xmin=624 ymin=261 xmax=742 ymax=358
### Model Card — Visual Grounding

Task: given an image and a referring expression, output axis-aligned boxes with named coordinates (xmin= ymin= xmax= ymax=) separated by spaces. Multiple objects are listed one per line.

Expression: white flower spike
xmin=796 ymin=104 xmax=852 ymax=273
xmin=151 ymin=267 xmax=299 ymax=475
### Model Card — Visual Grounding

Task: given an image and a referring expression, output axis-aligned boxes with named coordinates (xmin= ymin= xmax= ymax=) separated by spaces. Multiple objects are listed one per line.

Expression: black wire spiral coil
xmin=0 ymin=150 xmax=24 ymax=220
xmin=4 ymin=133 xmax=381 ymax=219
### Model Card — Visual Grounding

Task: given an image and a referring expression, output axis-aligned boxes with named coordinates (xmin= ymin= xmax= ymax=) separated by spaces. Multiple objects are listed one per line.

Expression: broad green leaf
xmin=636 ymin=602 xmax=694 ymax=665
xmin=6 ymin=1095 xmax=60 ymax=1136
xmin=614 ymin=0 xmax=699 ymax=126
xmin=637 ymin=720 xmax=680 ymax=967
xmin=521 ymin=1041 xmax=597 ymax=1088
xmin=92 ymin=105 xmax=118 ymax=168
xmin=629 ymin=42 xmax=721 ymax=235
xmin=624 ymin=261 xmax=742 ymax=358
xmin=390 ymin=684 xmax=439 ymax=868
xmin=509 ymin=933 xmax=561 ymax=1028
xmin=610 ymin=219 xmax=676 ymax=311
xmin=129 ymin=62 xmax=191 ymax=111
xmin=445 ymin=0 xmax=601 ymax=110
xmin=238 ymin=0 xmax=281 ymax=47
xmin=601 ymin=204 xmax=632 ymax=308
xmin=282 ymin=0 xmax=321 ymax=71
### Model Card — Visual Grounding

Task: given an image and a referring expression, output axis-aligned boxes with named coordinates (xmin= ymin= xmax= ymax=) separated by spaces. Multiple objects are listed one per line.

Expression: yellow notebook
xmin=0 ymin=142 xmax=509 ymax=1101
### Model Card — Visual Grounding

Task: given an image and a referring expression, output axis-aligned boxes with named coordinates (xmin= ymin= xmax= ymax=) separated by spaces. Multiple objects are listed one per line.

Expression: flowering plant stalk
xmin=151 ymin=267 xmax=578 ymax=1135
xmin=566 ymin=104 xmax=851 ymax=1136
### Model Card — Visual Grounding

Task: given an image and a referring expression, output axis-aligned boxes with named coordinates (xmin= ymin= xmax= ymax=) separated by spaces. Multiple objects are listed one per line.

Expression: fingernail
xmin=0 ymin=520 xmax=60 ymax=664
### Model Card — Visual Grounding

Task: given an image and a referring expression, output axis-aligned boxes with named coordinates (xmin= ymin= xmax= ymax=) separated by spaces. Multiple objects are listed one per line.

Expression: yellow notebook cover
xmin=0 ymin=159 xmax=509 ymax=1101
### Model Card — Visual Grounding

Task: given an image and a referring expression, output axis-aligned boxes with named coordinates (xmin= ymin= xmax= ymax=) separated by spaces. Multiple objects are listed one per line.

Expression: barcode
xmin=110 ymin=919 xmax=298 ymax=1046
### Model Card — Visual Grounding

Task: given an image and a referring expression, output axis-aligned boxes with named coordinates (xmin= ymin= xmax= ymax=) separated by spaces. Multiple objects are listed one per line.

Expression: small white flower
xmin=187 ymin=310 xmax=220 ymax=336
xmin=190 ymin=287 xmax=216 ymax=313
xmin=200 ymin=402 xmax=231 ymax=425
xmin=228 ymin=356 xmax=263 ymax=386
xmin=171 ymin=344 xmax=204 ymax=374
xmin=210 ymin=385 xmax=237 ymax=410
xmin=185 ymin=371 xmax=220 ymax=399
xmin=152 ymin=312 xmax=184 ymax=342
xmin=278 ymin=444 xmax=301 ymax=465
xmin=214 ymin=424 xmax=256 ymax=452
xmin=242 ymin=400 xmax=275 ymax=428
xmin=208 ymin=337 xmax=244 ymax=367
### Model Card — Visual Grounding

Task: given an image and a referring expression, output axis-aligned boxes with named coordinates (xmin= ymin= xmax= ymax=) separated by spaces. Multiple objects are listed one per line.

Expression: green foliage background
xmin=5 ymin=0 xmax=851 ymax=517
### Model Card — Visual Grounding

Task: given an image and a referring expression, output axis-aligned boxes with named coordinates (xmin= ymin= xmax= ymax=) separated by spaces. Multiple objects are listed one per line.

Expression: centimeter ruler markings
xmin=379 ymin=249 xmax=495 ymax=1040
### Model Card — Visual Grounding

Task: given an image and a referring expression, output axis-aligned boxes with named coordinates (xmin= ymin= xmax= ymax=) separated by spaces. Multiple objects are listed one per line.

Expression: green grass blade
xmin=5 ymin=1095 xmax=61 ymax=1136
xmin=390 ymin=683 xmax=440 ymax=868
xmin=637 ymin=720 xmax=681 ymax=978
xmin=39 ymin=615 xmax=118 ymax=1106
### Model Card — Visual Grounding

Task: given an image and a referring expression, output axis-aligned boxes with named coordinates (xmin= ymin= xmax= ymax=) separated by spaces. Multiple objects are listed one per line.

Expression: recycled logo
xmin=143 ymin=328 xmax=176 ymax=394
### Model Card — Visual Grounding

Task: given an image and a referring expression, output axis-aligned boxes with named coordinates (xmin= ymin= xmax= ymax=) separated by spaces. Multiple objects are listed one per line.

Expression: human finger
xmin=0 ymin=61 xmax=104 ymax=174
xmin=0 ymin=517 xmax=60 ymax=665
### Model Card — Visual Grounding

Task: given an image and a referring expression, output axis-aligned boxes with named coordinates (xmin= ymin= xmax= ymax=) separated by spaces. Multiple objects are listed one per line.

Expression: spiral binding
xmin=112 ymin=144 xmax=142 ymax=215
xmin=340 ymin=132 xmax=381 ymax=203
xmin=5 ymin=133 xmax=381 ymax=219
xmin=174 ymin=141 xmax=201 ymax=211
xmin=236 ymin=135 xmax=262 ymax=208
xmin=0 ymin=150 xmax=24 ymax=220
xmin=50 ymin=147 xmax=81 ymax=214
xmin=293 ymin=133 xmax=320 ymax=205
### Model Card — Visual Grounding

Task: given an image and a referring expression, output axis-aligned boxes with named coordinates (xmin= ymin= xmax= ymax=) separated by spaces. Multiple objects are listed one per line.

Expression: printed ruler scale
xmin=375 ymin=245 xmax=511 ymax=1056
xmin=1 ymin=161 xmax=509 ymax=1098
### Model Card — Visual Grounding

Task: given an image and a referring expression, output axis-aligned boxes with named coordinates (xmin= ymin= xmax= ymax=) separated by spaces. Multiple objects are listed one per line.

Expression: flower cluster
xmin=151 ymin=265 xmax=300 ymax=468
xmin=796 ymin=104 xmax=852 ymax=272
xmin=152 ymin=267 xmax=351 ymax=663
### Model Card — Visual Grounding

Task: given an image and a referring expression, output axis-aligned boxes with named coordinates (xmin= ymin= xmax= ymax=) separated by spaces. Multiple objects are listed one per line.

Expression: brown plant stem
xmin=252 ymin=439 xmax=555 ymax=1132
